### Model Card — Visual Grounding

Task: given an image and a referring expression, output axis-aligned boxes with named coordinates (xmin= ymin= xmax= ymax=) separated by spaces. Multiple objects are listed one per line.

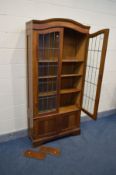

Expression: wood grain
xmin=24 ymin=150 xmax=46 ymax=160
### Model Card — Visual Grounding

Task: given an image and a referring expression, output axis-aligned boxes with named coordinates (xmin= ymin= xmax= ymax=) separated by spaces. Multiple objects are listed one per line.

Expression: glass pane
xmin=38 ymin=62 xmax=58 ymax=77
xmin=38 ymin=95 xmax=57 ymax=113
xmin=38 ymin=32 xmax=60 ymax=61
xmin=39 ymin=78 xmax=57 ymax=93
xmin=39 ymin=35 xmax=44 ymax=48
xmin=44 ymin=34 xmax=49 ymax=48
xmin=38 ymin=31 xmax=60 ymax=114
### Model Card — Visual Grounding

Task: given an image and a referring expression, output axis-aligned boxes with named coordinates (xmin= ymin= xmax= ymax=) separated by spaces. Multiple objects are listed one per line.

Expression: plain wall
xmin=0 ymin=0 xmax=116 ymax=135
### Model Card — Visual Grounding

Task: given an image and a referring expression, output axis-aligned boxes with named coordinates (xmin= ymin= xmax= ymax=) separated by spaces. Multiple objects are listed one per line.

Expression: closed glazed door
xmin=33 ymin=28 xmax=63 ymax=115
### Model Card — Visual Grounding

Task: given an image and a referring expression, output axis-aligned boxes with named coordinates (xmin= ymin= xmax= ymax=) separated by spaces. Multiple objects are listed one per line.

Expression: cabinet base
xmin=30 ymin=128 xmax=80 ymax=147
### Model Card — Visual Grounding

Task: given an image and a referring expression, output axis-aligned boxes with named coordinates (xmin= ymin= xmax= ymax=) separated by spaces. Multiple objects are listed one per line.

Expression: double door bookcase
xmin=26 ymin=19 xmax=109 ymax=146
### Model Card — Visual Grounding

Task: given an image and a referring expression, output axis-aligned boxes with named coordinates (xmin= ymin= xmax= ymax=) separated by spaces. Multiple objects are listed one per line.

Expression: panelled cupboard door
xmin=82 ymin=29 xmax=109 ymax=120
xmin=33 ymin=28 xmax=63 ymax=116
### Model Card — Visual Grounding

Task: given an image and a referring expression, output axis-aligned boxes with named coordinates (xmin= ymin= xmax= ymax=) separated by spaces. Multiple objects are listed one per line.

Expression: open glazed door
xmin=82 ymin=29 xmax=109 ymax=120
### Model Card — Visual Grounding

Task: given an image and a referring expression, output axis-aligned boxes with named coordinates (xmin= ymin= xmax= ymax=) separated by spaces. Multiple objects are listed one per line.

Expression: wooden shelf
xmin=39 ymin=48 xmax=59 ymax=50
xmin=38 ymin=109 xmax=56 ymax=114
xmin=39 ymin=91 xmax=56 ymax=97
xmin=59 ymin=105 xmax=80 ymax=114
xmin=39 ymin=60 xmax=58 ymax=63
xmin=39 ymin=75 xmax=57 ymax=79
xmin=62 ymin=59 xmax=83 ymax=63
xmin=61 ymin=74 xmax=82 ymax=78
xmin=60 ymin=88 xmax=81 ymax=94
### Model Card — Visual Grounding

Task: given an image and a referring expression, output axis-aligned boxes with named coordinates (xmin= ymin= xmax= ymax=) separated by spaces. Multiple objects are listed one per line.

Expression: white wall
xmin=0 ymin=0 xmax=116 ymax=135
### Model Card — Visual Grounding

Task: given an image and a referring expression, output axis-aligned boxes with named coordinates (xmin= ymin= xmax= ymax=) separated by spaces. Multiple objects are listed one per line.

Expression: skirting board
xmin=0 ymin=108 xmax=116 ymax=143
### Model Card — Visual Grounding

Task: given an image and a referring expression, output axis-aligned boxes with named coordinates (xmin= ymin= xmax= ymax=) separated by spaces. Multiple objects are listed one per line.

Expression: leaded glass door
xmin=82 ymin=29 xmax=109 ymax=120
xmin=35 ymin=28 xmax=63 ymax=115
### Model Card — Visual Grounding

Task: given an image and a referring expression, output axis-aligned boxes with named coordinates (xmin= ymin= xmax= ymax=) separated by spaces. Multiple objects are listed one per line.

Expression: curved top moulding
xmin=26 ymin=18 xmax=90 ymax=34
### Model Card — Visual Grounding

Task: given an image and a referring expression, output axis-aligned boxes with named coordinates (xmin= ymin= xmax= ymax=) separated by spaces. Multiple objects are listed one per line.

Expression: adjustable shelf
xmin=39 ymin=48 xmax=59 ymax=50
xmin=60 ymin=88 xmax=81 ymax=94
xmin=39 ymin=59 xmax=84 ymax=63
xmin=39 ymin=91 xmax=57 ymax=97
xmin=59 ymin=105 xmax=80 ymax=114
xmin=38 ymin=58 xmax=58 ymax=63
xmin=61 ymin=73 xmax=82 ymax=78
xmin=62 ymin=59 xmax=84 ymax=63
xmin=39 ymin=75 xmax=57 ymax=79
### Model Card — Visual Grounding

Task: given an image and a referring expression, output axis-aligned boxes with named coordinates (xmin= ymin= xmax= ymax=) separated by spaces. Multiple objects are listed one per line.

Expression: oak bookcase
xmin=26 ymin=19 xmax=109 ymax=146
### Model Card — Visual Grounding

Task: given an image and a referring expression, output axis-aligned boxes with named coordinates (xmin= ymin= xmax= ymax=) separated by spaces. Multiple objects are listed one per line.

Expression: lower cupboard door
xmin=33 ymin=117 xmax=58 ymax=139
xmin=60 ymin=111 xmax=80 ymax=132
